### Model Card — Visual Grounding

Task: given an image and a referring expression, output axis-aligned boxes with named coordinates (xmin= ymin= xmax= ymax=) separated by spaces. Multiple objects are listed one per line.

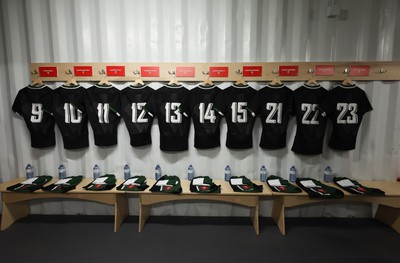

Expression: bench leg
xmin=271 ymin=197 xmax=286 ymax=235
xmin=375 ymin=204 xmax=400 ymax=234
xmin=1 ymin=201 xmax=30 ymax=230
xmin=114 ymin=195 xmax=129 ymax=232
xmin=249 ymin=205 xmax=260 ymax=235
xmin=138 ymin=204 xmax=151 ymax=233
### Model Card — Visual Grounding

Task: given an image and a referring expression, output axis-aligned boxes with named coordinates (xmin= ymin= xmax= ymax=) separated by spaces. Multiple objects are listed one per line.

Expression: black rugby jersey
xmin=253 ymin=84 xmax=293 ymax=149
xmin=318 ymin=84 xmax=373 ymax=150
xmin=120 ymin=85 xmax=154 ymax=147
xmin=12 ymin=85 xmax=55 ymax=148
xmin=147 ymin=84 xmax=190 ymax=151
xmin=85 ymin=84 xmax=121 ymax=146
xmin=188 ymin=85 xmax=224 ymax=149
xmin=53 ymin=85 xmax=89 ymax=149
xmin=291 ymin=85 xmax=328 ymax=155
xmin=221 ymin=84 xmax=257 ymax=149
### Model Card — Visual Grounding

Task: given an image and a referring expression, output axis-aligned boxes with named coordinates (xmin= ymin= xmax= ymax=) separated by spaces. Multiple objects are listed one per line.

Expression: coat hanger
xmin=269 ymin=69 xmax=282 ymax=86
xmin=97 ymin=69 xmax=110 ymax=86
xmin=305 ymin=68 xmax=319 ymax=87
xmin=341 ymin=68 xmax=354 ymax=86
xmin=131 ymin=70 xmax=145 ymax=87
xmin=64 ymin=69 xmax=79 ymax=87
xmin=201 ymin=70 xmax=214 ymax=87
xmin=30 ymin=70 xmax=44 ymax=87
xmin=167 ymin=70 xmax=180 ymax=86
xmin=234 ymin=69 xmax=247 ymax=86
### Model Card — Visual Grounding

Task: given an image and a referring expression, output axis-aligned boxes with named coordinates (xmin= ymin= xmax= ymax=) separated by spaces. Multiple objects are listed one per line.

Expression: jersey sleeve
xmin=360 ymin=90 xmax=373 ymax=115
xmin=11 ymin=90 xmax=23 ymax=115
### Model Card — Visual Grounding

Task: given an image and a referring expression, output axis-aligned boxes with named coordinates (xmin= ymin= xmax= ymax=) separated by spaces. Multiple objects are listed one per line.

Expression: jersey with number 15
xmin=221 ymin=84 xmax=257 ymax=149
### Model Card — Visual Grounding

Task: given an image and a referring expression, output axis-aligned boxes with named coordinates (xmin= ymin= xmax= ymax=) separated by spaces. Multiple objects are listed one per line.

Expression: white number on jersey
xmin=337 ymin=103 xmax=358 ymax=124
xmin=131 ymin=102 xmax=148 ymax=123
xmin=165 ymin=102 xmax=182 ymax=123
xmin=199 ymin=103 xmax=216 ymax=123
xmin=266 ymin=102 xmax=283 ymax=124
xmin=64 ymin=103 xmax=82 ymax=123
xmin=301 ymin=103 xmax=320 ymax=125
xmin=231 ymin=102 xmax=247 ymax=123
xmin=30 ymin=103 xmax=43 ymax=123
xmin=97 ymin=103 xmax=110 ymax=123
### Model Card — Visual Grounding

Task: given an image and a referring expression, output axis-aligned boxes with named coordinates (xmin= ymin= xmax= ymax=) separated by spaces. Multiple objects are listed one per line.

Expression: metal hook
xmin=66 ymin=69 xmax=73 ymax=75
xmin=272 ymin=69 xmax=279 ymax=75
xmin=236 ymin=69 xmax=243 ymax=75
xmin=31 ymin=69 xmax=39 ymax=75
xmin=168 ymin=70 xmax=176 ymax=76
xmin=202 ymin=70 xmax=210 ymax=76
xmin=344 ymin=68 xmax=350 ymax=75
xmin=99 ymin=69 xmax=106 ymax=75
xmin=307 ymin=68 xmax=315 ymax=74
xmin=133 ymin=70 xmax=141 ymax=75
xmin=379 ymin=68 xmax=387 ymax=73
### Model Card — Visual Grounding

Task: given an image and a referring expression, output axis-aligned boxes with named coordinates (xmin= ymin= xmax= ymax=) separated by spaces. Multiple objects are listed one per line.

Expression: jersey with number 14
xmin=147 ymin=85 xmax=190 ymax=151
xmin=53 ymin=85 xmax=89 ymax=149
xmin=291 ymin=85 xmax=328 ymax=155
xmin=318 ymin=85 xmax=373 ymax=150
xmin=12 ymin=85 xmax=55 ymax=148
xmin=85 ymin=85 xmax=121 ymax=146
xmin=188 ymin=85 xmax=224 ymax=149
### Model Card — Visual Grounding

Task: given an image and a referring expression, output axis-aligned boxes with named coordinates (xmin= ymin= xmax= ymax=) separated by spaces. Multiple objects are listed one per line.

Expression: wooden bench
xmin=0 ymin=178 xmax=128 ymax=232
xmin=271 ymin=181 xmax=400 ymax=235
xmin=133 ymin=179 xmax=272 ymax=235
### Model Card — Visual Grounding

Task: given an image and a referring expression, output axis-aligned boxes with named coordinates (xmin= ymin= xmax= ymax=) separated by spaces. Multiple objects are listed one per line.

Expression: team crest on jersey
xmin=196 ymin=185 xmax=210 ymax=192
xmin=237 ymin=184 xmax=253 ymax=192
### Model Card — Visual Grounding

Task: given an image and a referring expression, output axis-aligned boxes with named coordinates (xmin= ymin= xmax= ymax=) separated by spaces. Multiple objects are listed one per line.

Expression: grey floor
xmin=0 ymin=215 xmax=399 ymax=263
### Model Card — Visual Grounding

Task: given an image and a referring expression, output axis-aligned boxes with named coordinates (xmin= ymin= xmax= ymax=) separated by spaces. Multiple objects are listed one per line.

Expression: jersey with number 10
xmin=253 ymin=85 xmax=293 ymax=149
xmin=222 ymin=85 xmax=257 ymax=149
xmin=291 ymin=85 xmax=328 ymax=155
xmin=12 ymin=85 xmax=55 ymax=148
xmin=188 ymin=85 xmax=224 ymax=149
xmin=318 ymin=85 xmax=373 ymax=150
xmin=120 ymin=85 xmax=154 ymax=147
xmin=85 ymin=85 xmax=121 ymax=146
xmin=148 ymin=85 xmax=190 ymax=151
xmin=53 ymin=85 xmax=89 ymax=149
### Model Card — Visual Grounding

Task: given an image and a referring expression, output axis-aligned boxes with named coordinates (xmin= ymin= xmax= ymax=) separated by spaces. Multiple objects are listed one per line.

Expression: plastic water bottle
xmin=155 ymin=164 xmax=162 ymax=180
xmin=260 ymin=165 xmax=267 ymax=182
xmin=323 ymin=166 xmax=333 ymax=183
xmin=25 ymin=163 xmax=34 ymax=179
xmin=289 ymin=165 xmax=297 ymax=183
xmin=224 ymin=165 xmax=231 ymax=182
xmin=124 ymin=164 xmax=131 ymax=180
xmin=93 ymin=164 xmax=100 ymax=180
xmin=187 ymin=164 xmax=194 ymax=181
xmin=58 ymin=164 xmax=66 ymax=179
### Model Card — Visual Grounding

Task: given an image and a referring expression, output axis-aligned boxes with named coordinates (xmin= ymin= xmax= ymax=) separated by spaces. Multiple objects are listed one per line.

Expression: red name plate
xmin=243 ymin=66 xmax=262 ymax=77
xmin=209 ymin=67 xmax=229 ymax=77
xmin=350 ymin=65 xmax=370 ymax=76
xmin=39 ymin=66 xmax=58 ymax=77
xmin=74 ymin=66 xmax=93 ymax=77
xmin=176 ymin=66 xmax=195 ymax=77
xmin=279 ymin=66 xmax=299 ymax=76
xmin=106 ymin=66 xmax=125 ymax=76
xmin=140 ymin=66 xmax=160 ymax=77
xmin=315 ymin=65 xmax=335 ymax=76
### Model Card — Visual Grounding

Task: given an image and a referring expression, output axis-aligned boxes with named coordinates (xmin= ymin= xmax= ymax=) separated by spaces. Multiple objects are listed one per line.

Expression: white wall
xmin=1 ymin=0 xmax=400 ymax=217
